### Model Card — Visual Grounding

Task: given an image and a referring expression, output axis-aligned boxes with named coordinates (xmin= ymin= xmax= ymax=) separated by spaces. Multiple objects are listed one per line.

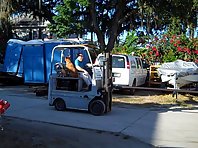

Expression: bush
xmin=144 ymin=33 xmax=198 ymax=64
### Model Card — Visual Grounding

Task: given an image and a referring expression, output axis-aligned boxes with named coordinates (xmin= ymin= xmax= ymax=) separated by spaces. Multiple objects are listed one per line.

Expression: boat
xmin=157 ymin=60 xmax=198 ymax=89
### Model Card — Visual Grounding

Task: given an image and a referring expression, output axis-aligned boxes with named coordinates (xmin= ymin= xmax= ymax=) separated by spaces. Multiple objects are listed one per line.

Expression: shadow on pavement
xmin=1 ymin=85 xmax=198 ymax=147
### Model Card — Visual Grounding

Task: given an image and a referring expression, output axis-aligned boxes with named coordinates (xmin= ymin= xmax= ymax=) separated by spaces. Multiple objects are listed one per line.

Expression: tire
xmin=54 ymin=99 xmax=66 ymax=111
xmin=88 ymin=100 xmax=105 ymax=116
xmin=129 ymin=80 xmax=136 ymax=95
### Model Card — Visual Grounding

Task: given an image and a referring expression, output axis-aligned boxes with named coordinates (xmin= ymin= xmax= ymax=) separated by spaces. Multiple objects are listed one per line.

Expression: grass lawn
xmin=113 ymin=90 xmax=198 ymax=108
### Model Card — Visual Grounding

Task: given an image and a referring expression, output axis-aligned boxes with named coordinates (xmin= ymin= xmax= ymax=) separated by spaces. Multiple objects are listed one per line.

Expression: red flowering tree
xmin=145 ymin=33 xmax=198 ymax=64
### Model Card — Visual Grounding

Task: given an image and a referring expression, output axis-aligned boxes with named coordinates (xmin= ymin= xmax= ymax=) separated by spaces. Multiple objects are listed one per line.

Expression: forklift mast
xmin=103 ymin=52 xmax=112 ymax=112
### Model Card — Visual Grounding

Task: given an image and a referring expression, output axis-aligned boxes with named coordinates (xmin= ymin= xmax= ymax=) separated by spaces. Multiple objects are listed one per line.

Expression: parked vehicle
xmin=48 ymin=44 xmax=111 ymax=116
xmin=157 ymin=60 xmax=198 ymax=89
xmin=95 ymin=53 xmax=148 ymax=94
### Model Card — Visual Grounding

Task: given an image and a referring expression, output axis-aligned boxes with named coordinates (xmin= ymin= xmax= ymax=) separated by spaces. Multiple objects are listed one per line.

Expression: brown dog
xmin=65 ymin=57 xmax=78 ymax=78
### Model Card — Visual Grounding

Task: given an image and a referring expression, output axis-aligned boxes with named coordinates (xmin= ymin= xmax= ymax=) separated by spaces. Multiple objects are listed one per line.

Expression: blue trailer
xmin=3 ymin=39 xmax=26 ymax=77
xmin=23 ymin=40 xmax=45 ymax=83
xmin=1 ymin=39 xmax=72 ymax=84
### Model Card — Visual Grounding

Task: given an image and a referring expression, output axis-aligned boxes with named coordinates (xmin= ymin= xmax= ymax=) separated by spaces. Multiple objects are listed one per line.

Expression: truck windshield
xmin=98 ymin=55 xmax=125 ymax=68
xmin=112 ymin=56 xmax=125 ymax=68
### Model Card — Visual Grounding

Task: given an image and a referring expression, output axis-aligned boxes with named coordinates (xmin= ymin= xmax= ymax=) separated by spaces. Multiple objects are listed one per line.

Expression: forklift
xmin=48 ymin=44 xmax=112 ymax=115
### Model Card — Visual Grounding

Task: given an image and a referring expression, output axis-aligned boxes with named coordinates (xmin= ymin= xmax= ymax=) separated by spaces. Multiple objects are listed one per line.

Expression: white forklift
xmin=48 ymin=44 xmax=112 ymax=115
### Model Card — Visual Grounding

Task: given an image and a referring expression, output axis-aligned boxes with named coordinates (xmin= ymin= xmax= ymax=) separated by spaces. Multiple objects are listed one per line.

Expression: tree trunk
xmin=104 ymin=52 xmax=112 ymax=112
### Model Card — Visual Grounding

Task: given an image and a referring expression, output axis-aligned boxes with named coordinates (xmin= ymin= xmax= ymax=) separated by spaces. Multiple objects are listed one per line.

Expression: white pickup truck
xmin=95 ymin=53 xmax=148 ymax=94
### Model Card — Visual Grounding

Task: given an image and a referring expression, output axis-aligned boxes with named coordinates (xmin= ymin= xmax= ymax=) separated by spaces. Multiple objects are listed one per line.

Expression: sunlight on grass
xmin=113 ymin=93 xmax=198 ymax=108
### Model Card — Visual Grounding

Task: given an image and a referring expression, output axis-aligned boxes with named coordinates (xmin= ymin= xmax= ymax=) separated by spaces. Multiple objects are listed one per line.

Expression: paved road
xmin=1 ymin=86 xmax=198 ymax=147
xmin=0 ymin=117 xmax=152 ymax=148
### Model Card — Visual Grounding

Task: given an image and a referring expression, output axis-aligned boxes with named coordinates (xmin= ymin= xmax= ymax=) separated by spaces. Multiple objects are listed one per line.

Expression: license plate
xmin=112 ymin=73 xmax=121 ymax=77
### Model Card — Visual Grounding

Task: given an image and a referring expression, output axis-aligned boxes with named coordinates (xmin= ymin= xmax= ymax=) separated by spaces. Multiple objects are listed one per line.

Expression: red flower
xmin=149 ymin=51 xmax=153 ymax=55
xmin=177 ymin=40 xmax=181 ymax=44
xmin=194 ymin=50 xmax=198 ymax=55
xmin=170 ymin=39 xmax=174 ymax=43
xmin=156 ymin=51 xmax=160 ymax=56
xmin=174 ymin=43 xmax=177 ymax=47
xmin=177 ymin=46 xmax=182 ymax=52
xmin=172 ymin=35 xmax=176 ymax=39
xmin=186 ymin=48 xmax=191 ymax=54
xmin=152 ymin=47 xmax=157 ymax=51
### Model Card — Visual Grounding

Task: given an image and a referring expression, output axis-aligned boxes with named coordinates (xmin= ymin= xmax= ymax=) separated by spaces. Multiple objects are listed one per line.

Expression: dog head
xmin=65 ymin=56 xmax=72 ymax=64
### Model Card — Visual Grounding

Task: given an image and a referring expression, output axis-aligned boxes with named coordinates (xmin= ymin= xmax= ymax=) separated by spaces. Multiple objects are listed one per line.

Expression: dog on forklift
xmin=48 ymin=44 xmax=112 ymax=116
xmin=65 ymin=56 xmax=78 ymax=78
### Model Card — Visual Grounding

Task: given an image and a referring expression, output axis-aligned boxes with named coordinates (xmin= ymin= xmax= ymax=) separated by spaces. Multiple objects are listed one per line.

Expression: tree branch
xmin=106 ymin=0 xmax=125 ymax=52
xmin=89 ymin=0 xmax=105 ymax=50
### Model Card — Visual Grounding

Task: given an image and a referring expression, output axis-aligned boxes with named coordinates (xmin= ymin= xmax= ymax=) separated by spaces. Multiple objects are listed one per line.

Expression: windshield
xmin=97 ymin=55 xmax=125 ymax=68
xmin=112 ymin=56 xmax=125 ymax=68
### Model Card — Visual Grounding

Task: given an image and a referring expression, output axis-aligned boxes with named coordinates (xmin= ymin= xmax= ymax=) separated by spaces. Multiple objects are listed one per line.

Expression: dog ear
xmin=65 ymin=56 xmax=71 ymax=61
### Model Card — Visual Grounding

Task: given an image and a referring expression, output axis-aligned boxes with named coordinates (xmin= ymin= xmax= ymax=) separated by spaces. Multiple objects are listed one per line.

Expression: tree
xmin=138 ymin=0 xmax=197 ymax=38
xmin=113 ymin=31 xmax=141 ymax=55
xmin=49 ymin=0 xmax=198 ymax=50
xmin=12 ymin=0 xmax=64 ymax=23
xmin=0 ymin=0 xmax=12 ymax=34
xmin=49 ymin=0 xmax=142 ymax=52
xmin=48 ymin=0 xmax=88 ymax=37
xmin=0 ymin=0 xmax=12 ymax=20
xmin=0 ymin=0 xmax=13 ymax=58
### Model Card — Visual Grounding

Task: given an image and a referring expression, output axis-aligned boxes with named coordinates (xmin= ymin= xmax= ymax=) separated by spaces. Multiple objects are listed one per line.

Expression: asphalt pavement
xmin=1 ymin=86 xmax=198 ymax=148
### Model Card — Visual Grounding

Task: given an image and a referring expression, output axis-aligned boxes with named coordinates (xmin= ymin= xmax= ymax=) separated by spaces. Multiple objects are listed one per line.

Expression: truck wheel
xmin=129 ymin=81 xmax=136 ymax=95
xmin=54 ymin=99 xmax=66 ymax=111
xmin=88 ymin=100 xmax=105 ymax=116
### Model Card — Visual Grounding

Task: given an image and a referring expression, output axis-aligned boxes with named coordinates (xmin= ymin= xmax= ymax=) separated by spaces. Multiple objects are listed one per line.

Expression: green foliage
xmin=138 ymin=0 xmax=197 ymax=37
xmin=0 ymin=0 xmax=197 ymax=55
xmin=48 ymin=0 xmax=88 ymax=38
xmin=115 ymin=30 xmax=198 ymax=65
xmin=113 ymin=31 xmax=141 ymax=55
xmin=47 ymin=0 xmax=197 ymax=52
xmin=124 ymin=31 xmax=139 ymax=54
xmin=168 ymin=17 xmax=183 ymax=35
xmin=162 ymin=49 xmax=177 ymax=63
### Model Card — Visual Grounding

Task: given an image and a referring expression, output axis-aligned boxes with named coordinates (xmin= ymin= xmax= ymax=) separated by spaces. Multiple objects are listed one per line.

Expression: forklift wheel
xmin=88 ymin=100 xmax=105 ymax=116
xmin=129 ymin=88 xmax=135 ymax=95
xmin=54 ymin=99 xmax=66 ymax=111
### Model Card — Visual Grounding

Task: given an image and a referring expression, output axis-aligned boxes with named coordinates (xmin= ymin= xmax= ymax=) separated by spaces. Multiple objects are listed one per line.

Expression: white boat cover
xmin=157 ymin=60 xmax=198 ymax=88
